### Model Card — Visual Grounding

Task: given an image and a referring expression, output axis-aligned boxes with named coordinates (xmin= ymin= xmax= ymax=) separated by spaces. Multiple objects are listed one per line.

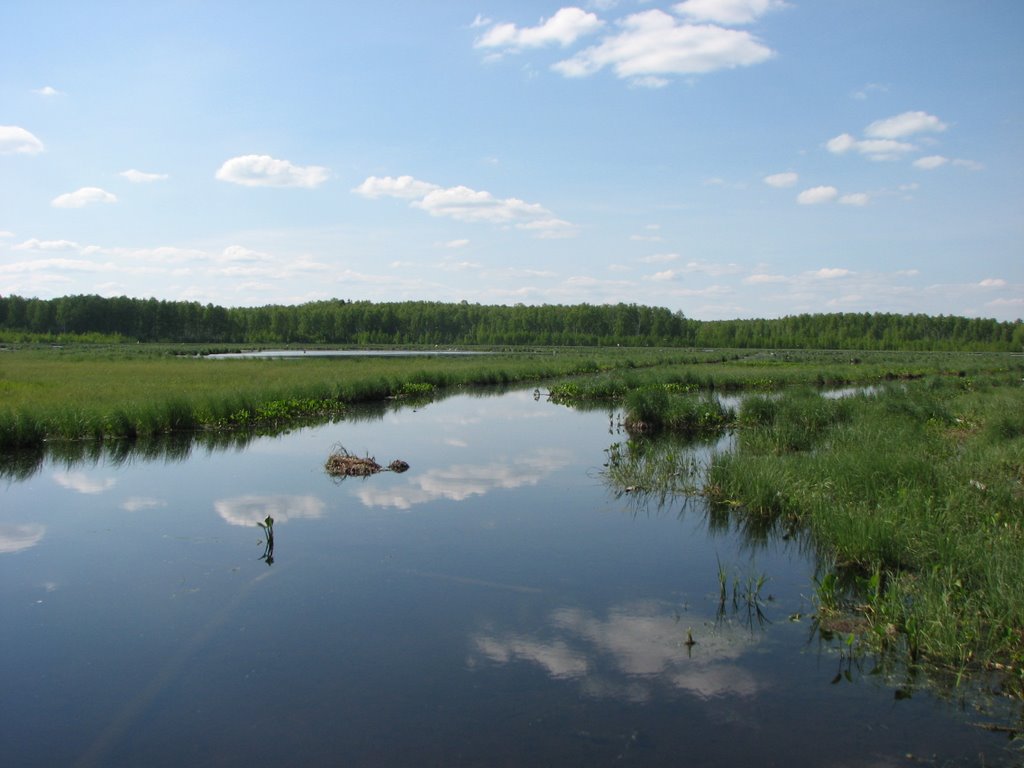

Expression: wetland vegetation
xmin=1 ymin=333 xmax=1022 ymax=720
xmin=596 ymin=362 xmax=1024 ymax=707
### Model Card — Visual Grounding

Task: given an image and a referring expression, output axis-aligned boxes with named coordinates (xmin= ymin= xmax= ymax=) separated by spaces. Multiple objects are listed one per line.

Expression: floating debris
xmin=324 ymin=445 xmax=409 ymax=478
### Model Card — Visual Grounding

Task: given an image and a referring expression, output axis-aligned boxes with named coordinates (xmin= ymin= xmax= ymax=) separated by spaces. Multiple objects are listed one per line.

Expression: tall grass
xmin=600 ymin=366 xmax=1024 ymax=693
xmin=709 ymin=377 xmax=1024 ymax=689
xmin=0 ymin=345 xmax=703 ymax=447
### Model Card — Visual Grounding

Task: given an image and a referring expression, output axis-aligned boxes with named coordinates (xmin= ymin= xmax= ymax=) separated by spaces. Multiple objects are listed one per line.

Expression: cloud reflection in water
xmin=52 ymin=471 xmax=116 ymax=494
xmin=356 ymin=449 xmax=572 ymax=510
xmin=0 ymin=523 xmax=46 ymax=553
xmin=215 ymin=495 xmax=325 ymax=526
xmin=472 ymin=600 xmax=761 ymax=703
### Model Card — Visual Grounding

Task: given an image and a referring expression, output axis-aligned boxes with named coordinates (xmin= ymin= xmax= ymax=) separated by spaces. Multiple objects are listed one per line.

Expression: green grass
xmin=598 ymin=360 xmax=1024 ymax=696
xmin=605 ymin=370 xmax=1024 ymax=694
xmin=0 ymin=344 xmax=705 ymax=448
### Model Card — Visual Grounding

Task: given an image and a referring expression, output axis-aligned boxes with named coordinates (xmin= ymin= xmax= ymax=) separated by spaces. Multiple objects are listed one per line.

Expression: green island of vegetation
xmin=1 ymin=298 xmax=1022 ymax=708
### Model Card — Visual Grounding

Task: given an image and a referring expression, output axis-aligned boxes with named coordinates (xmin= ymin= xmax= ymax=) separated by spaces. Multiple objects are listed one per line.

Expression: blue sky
xmin=2 ymin=0 xmax=1021 ymax=320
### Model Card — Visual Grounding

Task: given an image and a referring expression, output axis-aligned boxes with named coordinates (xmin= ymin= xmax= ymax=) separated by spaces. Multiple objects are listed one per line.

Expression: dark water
xmin=1 ymin=390 xmax=1018 ymax=767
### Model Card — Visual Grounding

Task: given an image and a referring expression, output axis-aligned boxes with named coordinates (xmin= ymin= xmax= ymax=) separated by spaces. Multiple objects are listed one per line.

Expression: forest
xmin=0 ymin=294 xmax=1020 ymax=351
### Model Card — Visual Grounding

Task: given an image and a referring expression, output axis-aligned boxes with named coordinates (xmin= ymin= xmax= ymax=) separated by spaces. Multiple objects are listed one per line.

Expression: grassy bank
xmin=605 ymin=369 xmax=1024 ymax=697
xmin=0 ymin=344 xmax=708 ymax=448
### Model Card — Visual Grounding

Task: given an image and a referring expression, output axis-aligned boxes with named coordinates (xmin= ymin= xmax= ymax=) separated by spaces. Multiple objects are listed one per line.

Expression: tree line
xmin=0 ymin=294 xmax=1020 ymax=351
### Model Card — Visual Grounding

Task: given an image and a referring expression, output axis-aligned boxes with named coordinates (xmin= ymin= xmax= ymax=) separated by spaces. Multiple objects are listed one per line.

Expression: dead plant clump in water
xmin=324 ymin=446 xmax=409 ymax=478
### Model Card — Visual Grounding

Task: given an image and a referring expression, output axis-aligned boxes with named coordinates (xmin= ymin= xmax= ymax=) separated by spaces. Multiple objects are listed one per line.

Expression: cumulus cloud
xmin=796 ymin=185 xmax=838 ymax=205
xmin=812 ymin=267 xmax=853 ymax=279
xmin=34 ymin=85 xmax=61 ymax=96
xmin=827 ymin=112 xmax=947 ymax=163
xmin=763 ymin=171 xmax=797 ymax=188
xmin=673 ymin=0 xmax=788 ymax=25
xmin=839 ymin=192 xmax=869 ymax=206
xmin=639 ymin=252 xmax=680 ymax=264
xmin=865 ymin=110 xmax=947 ymax=139
xmin=51 ymin=187 xmax=117 ymax=208
xmin=475 ymin=7 xmax=604 ymax=50
xmin=552 ymin=9 xmax=774 ymax=84
xmin=953 ymin=158 xmax=984 ymax=171
xmin=826 ymin=133 xmax=916 ymax=161
xmin=120 ymin=169 xmax=169 ymax=183
xmin=979 ymin=278 xmax=1006 ymax=288
xmin=353 ymin=175 xmax=441 ymax=199
xmin=14 ymin=238 xmax=83 ymax=251
xmin=219 ymin=245 xmax=272 ymax=263
xmin=743 ymin=273 xmax=787 ymax=284
xmin=851 ymin=82 xmax=888 ymax=100
xmin=0 ymin=125 xmax=45 ymax=155
xmin=913 ymin=155 xmax=948 ymax=170
xmin=215 ymin=154 xmax=329 ymax=188
xmin=354 ymin=174 xmax=574 ymax=238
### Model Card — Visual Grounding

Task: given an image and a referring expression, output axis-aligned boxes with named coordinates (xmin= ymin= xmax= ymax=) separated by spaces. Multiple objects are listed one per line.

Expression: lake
xmin=0 ymin=388 xmax=1017 ymax=767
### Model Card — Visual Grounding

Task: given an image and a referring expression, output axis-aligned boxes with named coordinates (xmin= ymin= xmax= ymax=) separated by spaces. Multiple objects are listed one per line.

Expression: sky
xmin=1 ymin=0 xmax=1022 ymax=321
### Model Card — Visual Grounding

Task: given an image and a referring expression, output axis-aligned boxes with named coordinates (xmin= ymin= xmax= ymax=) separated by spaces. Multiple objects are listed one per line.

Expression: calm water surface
xmin=0 ymin=390 xmax=1017 ymax=767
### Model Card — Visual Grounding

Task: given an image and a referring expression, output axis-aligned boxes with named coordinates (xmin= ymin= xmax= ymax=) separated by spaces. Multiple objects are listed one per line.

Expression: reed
xmin=0 ymin=344 xmax=703 ymax=446
xmin=705 ymin=376 xmax=1024 ymax=688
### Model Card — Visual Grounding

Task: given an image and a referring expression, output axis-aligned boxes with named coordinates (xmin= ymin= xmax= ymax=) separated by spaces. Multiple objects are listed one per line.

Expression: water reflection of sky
xmin=0 ymin=523 xmax=46 ymax=553
xmin=472 ymin=600 xmax=761 ymax=703
xmin=215 ymin=494 xmax=325 ymax=526
xmin=357 ymin=448 xmax=572 ymax=509
xmin=0 ymin=388 xmax=1016 ymax=767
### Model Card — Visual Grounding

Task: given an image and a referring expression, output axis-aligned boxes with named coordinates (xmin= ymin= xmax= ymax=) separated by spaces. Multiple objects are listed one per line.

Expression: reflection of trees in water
xmin=0 ymin=385 xmax=528 ymax=482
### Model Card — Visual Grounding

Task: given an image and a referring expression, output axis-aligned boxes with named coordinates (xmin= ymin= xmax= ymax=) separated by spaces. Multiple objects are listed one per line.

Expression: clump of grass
xmin=713 ymin=380 xmax=1024 ymax=691
xmin=623 ymin=388 xmax=733 ymax=434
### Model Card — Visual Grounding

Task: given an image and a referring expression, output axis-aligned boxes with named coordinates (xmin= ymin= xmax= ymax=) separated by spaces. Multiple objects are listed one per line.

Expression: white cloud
xmin=215 ymin=154 xmax=329 ymax=188
xmin=219 ymin=245 xmax=272 ymax=263
xmin=743 ymin=273 xmax=787 ymax=284
xmin=826 ymin=133 xmax=916 ymax=161
xmin=639 ymin=252 xmax=680 ymax=264
xmin=763 ymin=171 xmax=797 ymax=188
xmin=355 ymin=174 xmax=573 ymax=238
xmin=442 ymin=239 xmax=470 ymax=248
xmin=673 ymin=0 xmax=787 ymax=25
xmin=953 ymin=158 xmax=984 ymax=171
xmin=979 ymin=278 xmax=1006 ymax=288
xmin=475 ymin=7 xmax=604 ymax=50
xmin=14 ymin=238 xmax=83 ymax=251
xmin=34 ymin=85 xmax=61 ymax=96
xmin=865 ymin=110 xmax=947 ymax=139
xmin=812 ymin=267 xmax=853 ymax=279
xmin=51 ymin=187 xmax=117 ymax=208
xmin=120 ymin=169 xmax=169 ymax=183
xmin=838 ymin=192 xmax=869 ymax=206
xmin=851 ymin=82 xmax=888 ymax=100
xmin=913 ymin=155 xmax=948 ymax=170
xmin=353 ymin=175 xmax=441 ymax=199
xmin=552 ymin=9 xmax=774 ymax=83
xmin=796 ymin=185 xmax=838 ymax=205
xmin=0 ymin=230 xmax=14 ymax=238
xmin=0 ymin=125 xmax=45 ymax=155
